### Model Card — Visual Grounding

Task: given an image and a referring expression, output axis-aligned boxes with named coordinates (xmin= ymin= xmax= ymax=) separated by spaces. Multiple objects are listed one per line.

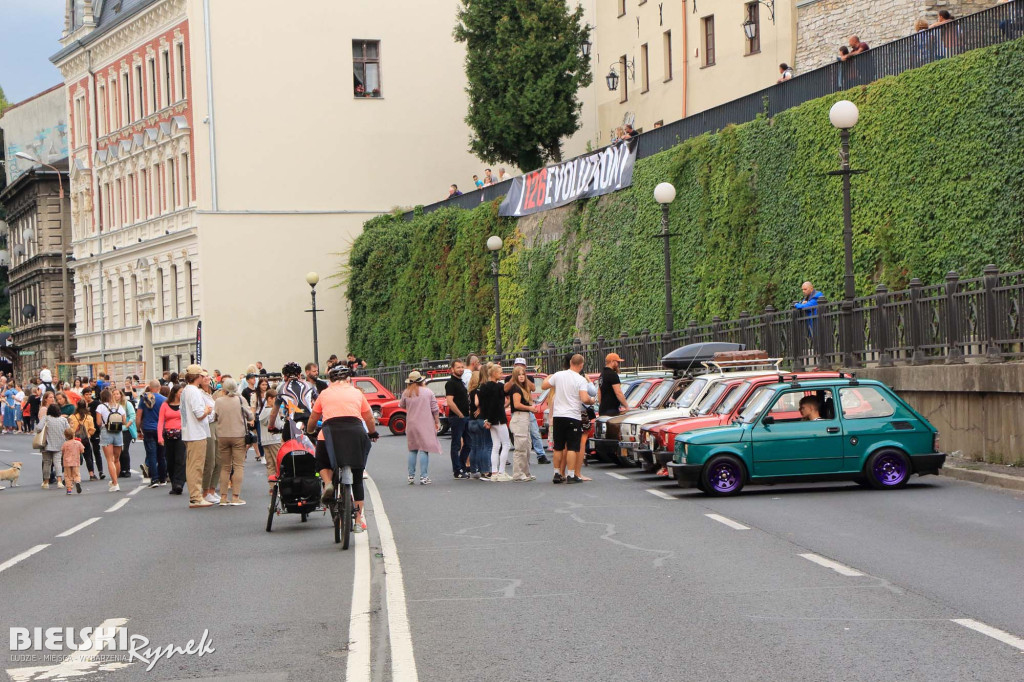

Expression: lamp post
xmin=487 ymin=235 xmax=504 ymax=357
xmin=653 ymin=182 xmax=677 ymax=335
xmin=828 ymin=100 xmax=863 ymax=368
xmin=15 ymin=151 xmax=72 ymax=362
xmin=305 ymin=271 xmax=322 ymax=369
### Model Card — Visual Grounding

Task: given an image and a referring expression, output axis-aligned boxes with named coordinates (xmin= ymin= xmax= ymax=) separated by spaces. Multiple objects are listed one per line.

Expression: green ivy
xmin=344 ymin=38 xmax=1024 ymax=365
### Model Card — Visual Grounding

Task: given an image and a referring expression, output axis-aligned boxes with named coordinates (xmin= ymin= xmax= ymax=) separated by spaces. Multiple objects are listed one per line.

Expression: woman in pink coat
xmin=399 ymin=371 xmax=441 ymax=485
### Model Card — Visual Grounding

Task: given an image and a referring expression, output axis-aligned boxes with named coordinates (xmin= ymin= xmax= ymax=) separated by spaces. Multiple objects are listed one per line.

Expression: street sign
xmin=19 ymin=350 xmax=36 ymax=356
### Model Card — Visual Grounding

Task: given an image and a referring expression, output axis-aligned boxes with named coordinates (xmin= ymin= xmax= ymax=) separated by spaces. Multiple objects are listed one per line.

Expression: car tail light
xmin=933 ymin=432 xmax=940 ymax=452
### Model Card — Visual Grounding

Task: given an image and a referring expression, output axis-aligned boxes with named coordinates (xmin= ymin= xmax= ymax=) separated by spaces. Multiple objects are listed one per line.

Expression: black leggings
xmin=80 ymin=437 xmax=99 ymax=474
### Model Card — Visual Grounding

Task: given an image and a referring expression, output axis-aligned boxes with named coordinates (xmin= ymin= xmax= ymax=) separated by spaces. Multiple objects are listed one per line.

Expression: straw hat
xmin=405 ymin=370 xmax=424 ymax=384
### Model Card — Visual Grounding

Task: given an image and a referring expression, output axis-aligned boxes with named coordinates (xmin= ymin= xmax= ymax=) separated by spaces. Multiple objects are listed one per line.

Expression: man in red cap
xmin=598 ymin=353 xmax=629 ymax=416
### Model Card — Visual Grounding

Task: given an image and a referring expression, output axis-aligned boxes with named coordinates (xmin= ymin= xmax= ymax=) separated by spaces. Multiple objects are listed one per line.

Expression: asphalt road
xmin=0 ymin=431 xmax=1021 ymax=681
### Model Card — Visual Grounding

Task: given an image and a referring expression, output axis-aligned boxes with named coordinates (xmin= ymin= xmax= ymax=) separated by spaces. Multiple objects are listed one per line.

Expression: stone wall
xmin=795 ymin=0 xmax=1002 ymax=72
xmin=856 ymin=363 xmax=1024 ymax=466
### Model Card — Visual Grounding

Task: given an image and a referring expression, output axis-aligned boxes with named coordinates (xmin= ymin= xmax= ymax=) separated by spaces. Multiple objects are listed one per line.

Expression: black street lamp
xmin=487 ymin=235 xmax=504 ymax=357
xmin=654 ymin=182 xmax=678 ymax=334
xmin=305 ymin=271 xmax=322 ymax=369
xmin=827 ymin=100 xmax=863 ymax=368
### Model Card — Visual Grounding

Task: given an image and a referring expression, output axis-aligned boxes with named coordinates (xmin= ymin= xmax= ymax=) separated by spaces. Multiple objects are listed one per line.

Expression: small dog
xmin=0 ymin=462 xmax=23 ymax=488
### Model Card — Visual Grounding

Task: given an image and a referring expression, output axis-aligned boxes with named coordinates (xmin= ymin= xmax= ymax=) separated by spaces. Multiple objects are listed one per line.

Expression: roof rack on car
xmin=838 ymin=371 xmax=859 ymax=386
xmin=702 ymin=358 xmax=783 ymax=374
xmin=779 ymin=373 xmax=802 ymax=388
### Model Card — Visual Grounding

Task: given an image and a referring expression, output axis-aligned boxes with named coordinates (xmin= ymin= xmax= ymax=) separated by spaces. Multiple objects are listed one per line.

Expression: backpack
xmin=106 ymin=406 xmax=125 ymax=433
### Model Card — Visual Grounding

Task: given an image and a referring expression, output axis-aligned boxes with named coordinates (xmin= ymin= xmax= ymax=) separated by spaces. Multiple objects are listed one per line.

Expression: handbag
xmin=33 ymin=421 xmax=47 ymax=450
xmin=239 ymin=396 xmax=257 ymax=444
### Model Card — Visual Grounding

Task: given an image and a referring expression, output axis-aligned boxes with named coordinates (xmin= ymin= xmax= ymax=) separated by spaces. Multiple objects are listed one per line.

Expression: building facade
xmin=795 ymin=0 xmax=1002 ymax=71
xmin=593 ymin=0 xmax=797 ymax=144
xmin=0 ymin=161 xmax=74 ymax=380
xmin=0 ymin=85 xmax=75 ymax=380
xmin=52 ymin=0 xmax=515 ymax=374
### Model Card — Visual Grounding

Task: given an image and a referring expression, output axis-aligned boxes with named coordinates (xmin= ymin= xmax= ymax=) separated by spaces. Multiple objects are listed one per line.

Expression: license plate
xmin=586 ymin=439 xmax=594 ymax=450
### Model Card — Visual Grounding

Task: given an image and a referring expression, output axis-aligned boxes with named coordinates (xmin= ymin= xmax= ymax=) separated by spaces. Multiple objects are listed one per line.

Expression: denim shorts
xmin=99 ymin=429 xmax=122 ymax=448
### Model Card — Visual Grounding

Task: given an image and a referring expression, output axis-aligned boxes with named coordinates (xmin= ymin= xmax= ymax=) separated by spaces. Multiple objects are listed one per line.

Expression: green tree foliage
xmin=346 ymin=38 xmax=1024 ymax=365
xmin=0 ymin=84 xmax=9 ymax=112
xmin=454 ymin=0 xmax=592 ymax=170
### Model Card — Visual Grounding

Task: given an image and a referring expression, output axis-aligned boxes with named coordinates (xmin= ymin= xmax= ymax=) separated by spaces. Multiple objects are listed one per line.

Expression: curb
xmin=939 ymin=466 xmax=1024 ymax=492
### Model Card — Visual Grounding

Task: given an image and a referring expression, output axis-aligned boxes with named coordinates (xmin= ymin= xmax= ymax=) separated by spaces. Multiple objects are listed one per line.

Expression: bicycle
xmin=330 ymin=464 xmax=355 ymax=549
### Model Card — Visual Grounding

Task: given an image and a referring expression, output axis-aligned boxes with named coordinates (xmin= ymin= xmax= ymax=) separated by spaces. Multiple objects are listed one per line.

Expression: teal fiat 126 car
xmin=667 ymin=376 xmax=946 ymax=496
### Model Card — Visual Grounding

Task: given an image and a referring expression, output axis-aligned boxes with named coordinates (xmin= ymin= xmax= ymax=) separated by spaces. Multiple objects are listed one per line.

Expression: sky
xmin=0 ymin=0 xmax=66 ymax=104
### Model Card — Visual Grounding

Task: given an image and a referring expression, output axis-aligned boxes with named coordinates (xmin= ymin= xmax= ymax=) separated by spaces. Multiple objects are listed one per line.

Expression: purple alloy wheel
xmin=873 ymin=453 xmax=908 ymax=486
xmin=709 ymin=461 xmax=741 ymax=493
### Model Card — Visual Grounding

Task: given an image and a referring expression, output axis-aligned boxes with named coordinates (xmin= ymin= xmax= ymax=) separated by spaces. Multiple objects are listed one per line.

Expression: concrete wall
xmin=0 ymin=86 xmax=69 ymax=185
xmin=856 ymin=364 xmax=1024 ymax=466
xmin=795 ymin=0 xmax=1001 ymax=72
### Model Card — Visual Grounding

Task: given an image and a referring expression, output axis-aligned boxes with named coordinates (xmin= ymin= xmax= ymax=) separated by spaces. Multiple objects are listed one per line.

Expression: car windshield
xmin=739 ymin=386 xmax=776 ymax=423
xmin=671 ymin=378 xmax=707 ymax=409
xmin=716 ymin=381 xmax=752 ymax=415
xmin=643 ymin=380 xmax=675 ymax=408
xmin=628 ymin=381 xmax=656 ymax=407
xmin=695 ymin=382 xmax=729 ymax=415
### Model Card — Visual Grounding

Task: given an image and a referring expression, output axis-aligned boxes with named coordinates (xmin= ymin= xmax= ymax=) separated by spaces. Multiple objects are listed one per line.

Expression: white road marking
xmin=705 ymin=513 xmax=750 ymax=530
xmin=0 ymin=544 xmax=49 ymax=574
xmin=56 ymin=517 xmax=102 ymax=538
xmin=105 ymin=498 xmax=130 ymax=512
xmin=799 ymin=553 xmax=864 ymax=577
xmin=127 ymin=484 xmax=144 ymax=496
xmin=646 ymin=488 xmax=676 ymax=500
xmin=346 ymin=529 xmax=372 ymax=682
xmin=605 ymin=472 xmax=628 ymax=480
xmin=364 ymin=475 xmax=419 ymax=682
xmin=5 ymin=617 xmax=131 ymax=681
xmin=952 ymin=618 xmax=1024 ymax=652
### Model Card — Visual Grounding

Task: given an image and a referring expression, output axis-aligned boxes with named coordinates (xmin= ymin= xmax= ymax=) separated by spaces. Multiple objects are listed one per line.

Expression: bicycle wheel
xmin=266 ymin=485 xmax=277 ymax=532
xmin=341 ymin=484 xmax=353 ymax=550
xmin=332 ymin=468 xmax=341 ymax=544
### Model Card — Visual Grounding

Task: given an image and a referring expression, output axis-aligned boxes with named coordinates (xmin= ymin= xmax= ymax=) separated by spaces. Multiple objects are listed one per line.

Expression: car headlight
xmin=674 ymin=440 xmax=686 ymax=464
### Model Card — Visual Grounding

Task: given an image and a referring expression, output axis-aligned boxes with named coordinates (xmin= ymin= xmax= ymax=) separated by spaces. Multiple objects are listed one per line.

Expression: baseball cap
xmin=605 ymin=353 xmax=623 ymax=363
xmin=185 ymin=364 xmax=209 ymax=376
xmin=513 ymin=357 xmax=527 ymax=366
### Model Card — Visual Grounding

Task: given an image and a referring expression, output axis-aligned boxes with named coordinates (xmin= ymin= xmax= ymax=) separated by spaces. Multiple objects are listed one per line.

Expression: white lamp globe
xmin=486 ymin=235 xmax=503 ymax=252
xmin=305 ymin=271 xmax=320 ymax=286
xmin=654 ymin=182 xmax=677 ymax=205
xmin=829 ymin=100 xmax=859 ymax=130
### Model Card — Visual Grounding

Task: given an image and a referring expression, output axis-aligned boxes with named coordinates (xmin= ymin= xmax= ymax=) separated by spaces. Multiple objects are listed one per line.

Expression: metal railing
xmin=405 ymin=1 xmax=1024 ymax=220
xmin=361 ymin=266 xmax=1024 ymax=395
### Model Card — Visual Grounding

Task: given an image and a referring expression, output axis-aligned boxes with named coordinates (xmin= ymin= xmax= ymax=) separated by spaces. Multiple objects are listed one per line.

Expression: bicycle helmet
xmin=281 ymin=362 xmax=302 ymax=377
xmin=328 ymin=364 xmax=351 ymax=382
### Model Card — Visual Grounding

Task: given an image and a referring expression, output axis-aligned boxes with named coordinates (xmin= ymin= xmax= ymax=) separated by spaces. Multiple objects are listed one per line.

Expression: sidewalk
xmin=940 ymin=453 xmax=1024 ymax=492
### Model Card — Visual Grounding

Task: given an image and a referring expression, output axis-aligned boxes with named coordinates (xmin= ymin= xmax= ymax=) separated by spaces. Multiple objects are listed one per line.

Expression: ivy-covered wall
xmin=345 ymin=38 xmax=1024 ymax=365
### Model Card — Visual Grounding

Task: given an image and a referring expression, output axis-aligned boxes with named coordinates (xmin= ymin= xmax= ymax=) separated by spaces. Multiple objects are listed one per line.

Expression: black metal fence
xmin=363 ymin=266 xmax=1024 ymax=395
xmin=406 ymin=1 xmax=1024 ymax=220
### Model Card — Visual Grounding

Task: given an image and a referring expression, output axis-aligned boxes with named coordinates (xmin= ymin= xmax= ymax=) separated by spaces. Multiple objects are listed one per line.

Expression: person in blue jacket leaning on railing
xmin=794 ymin=281 xmax=824 ymax=336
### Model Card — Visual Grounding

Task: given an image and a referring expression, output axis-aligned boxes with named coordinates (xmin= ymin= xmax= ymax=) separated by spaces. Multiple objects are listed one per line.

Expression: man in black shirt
xmin=445 ymin=360 xmax=472 ymax=479
xmin=346 ymin=353 xmax=367 ymax=375
xmin=599 ymin=353 xmax=629 ymax=417
xmin=83 ymin=387 xmax=105 ymax=479
xmin=305 ymin=363 xmax=329 ymax=395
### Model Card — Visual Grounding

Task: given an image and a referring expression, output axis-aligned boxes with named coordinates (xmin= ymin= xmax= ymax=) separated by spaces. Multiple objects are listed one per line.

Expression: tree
xmin=454 ymin=0 xmax=592 ymax=171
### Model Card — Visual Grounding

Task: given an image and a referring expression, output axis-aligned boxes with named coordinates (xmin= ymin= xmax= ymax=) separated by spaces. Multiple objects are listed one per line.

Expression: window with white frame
xmin=185 ymin=261 xmax=194 ymax=315
xmin=170 ymin=265 xmax=179 ymax=318
xmin=148 ymin=57 xmax=157 ymax=113
xmin=181 ymin=152 xmax=190 ymax=205
xmin=176 ymin=42 xmax=186 ymax=101
xmin=97 ymin=84 xmax=107 ymax=136
xmin=135 ymin=64 xmax=144 ymax=118
xmin=168 ymin=157 xmax=177 ymax=208
xmin=122 ymin=72 xmax=131 ymax=123
xmin=161 ymin=50 xmax=171 ymax=108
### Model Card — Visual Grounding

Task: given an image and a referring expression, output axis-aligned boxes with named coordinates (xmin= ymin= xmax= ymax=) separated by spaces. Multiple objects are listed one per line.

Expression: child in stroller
xmin=266 ymin=430 xmax=323 ymax=530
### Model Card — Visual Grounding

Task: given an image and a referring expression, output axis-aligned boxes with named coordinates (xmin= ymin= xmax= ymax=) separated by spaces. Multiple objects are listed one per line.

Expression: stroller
xmin=266 ymin=431 xmax=324 ymax=532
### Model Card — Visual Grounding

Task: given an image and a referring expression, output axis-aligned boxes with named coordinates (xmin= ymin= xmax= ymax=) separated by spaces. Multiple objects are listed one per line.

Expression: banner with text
xmin=498 ymin=138 xmax=638 ymax=217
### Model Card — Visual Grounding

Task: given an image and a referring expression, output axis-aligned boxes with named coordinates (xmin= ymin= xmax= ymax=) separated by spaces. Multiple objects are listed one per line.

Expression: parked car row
xmin=584 ymin=344 xmax=946 ymax=496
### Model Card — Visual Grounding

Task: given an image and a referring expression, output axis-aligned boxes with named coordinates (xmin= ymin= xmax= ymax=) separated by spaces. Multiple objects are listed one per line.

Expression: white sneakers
xmin=205 ymin=493 xmax=220 ymax=504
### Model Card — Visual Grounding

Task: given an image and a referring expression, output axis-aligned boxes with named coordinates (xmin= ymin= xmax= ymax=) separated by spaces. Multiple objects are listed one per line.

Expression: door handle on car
xmin=826 ymin=427 xmax=840 ymax=434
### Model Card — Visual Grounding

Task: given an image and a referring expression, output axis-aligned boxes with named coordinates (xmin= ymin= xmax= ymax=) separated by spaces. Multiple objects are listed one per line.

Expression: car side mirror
xmin=761 ymin=415 xmax=775 ymax=426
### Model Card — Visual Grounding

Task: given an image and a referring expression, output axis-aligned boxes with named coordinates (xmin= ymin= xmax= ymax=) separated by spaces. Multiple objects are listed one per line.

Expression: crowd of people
xmin=447 ymin=167 xmax=513 ymax=198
